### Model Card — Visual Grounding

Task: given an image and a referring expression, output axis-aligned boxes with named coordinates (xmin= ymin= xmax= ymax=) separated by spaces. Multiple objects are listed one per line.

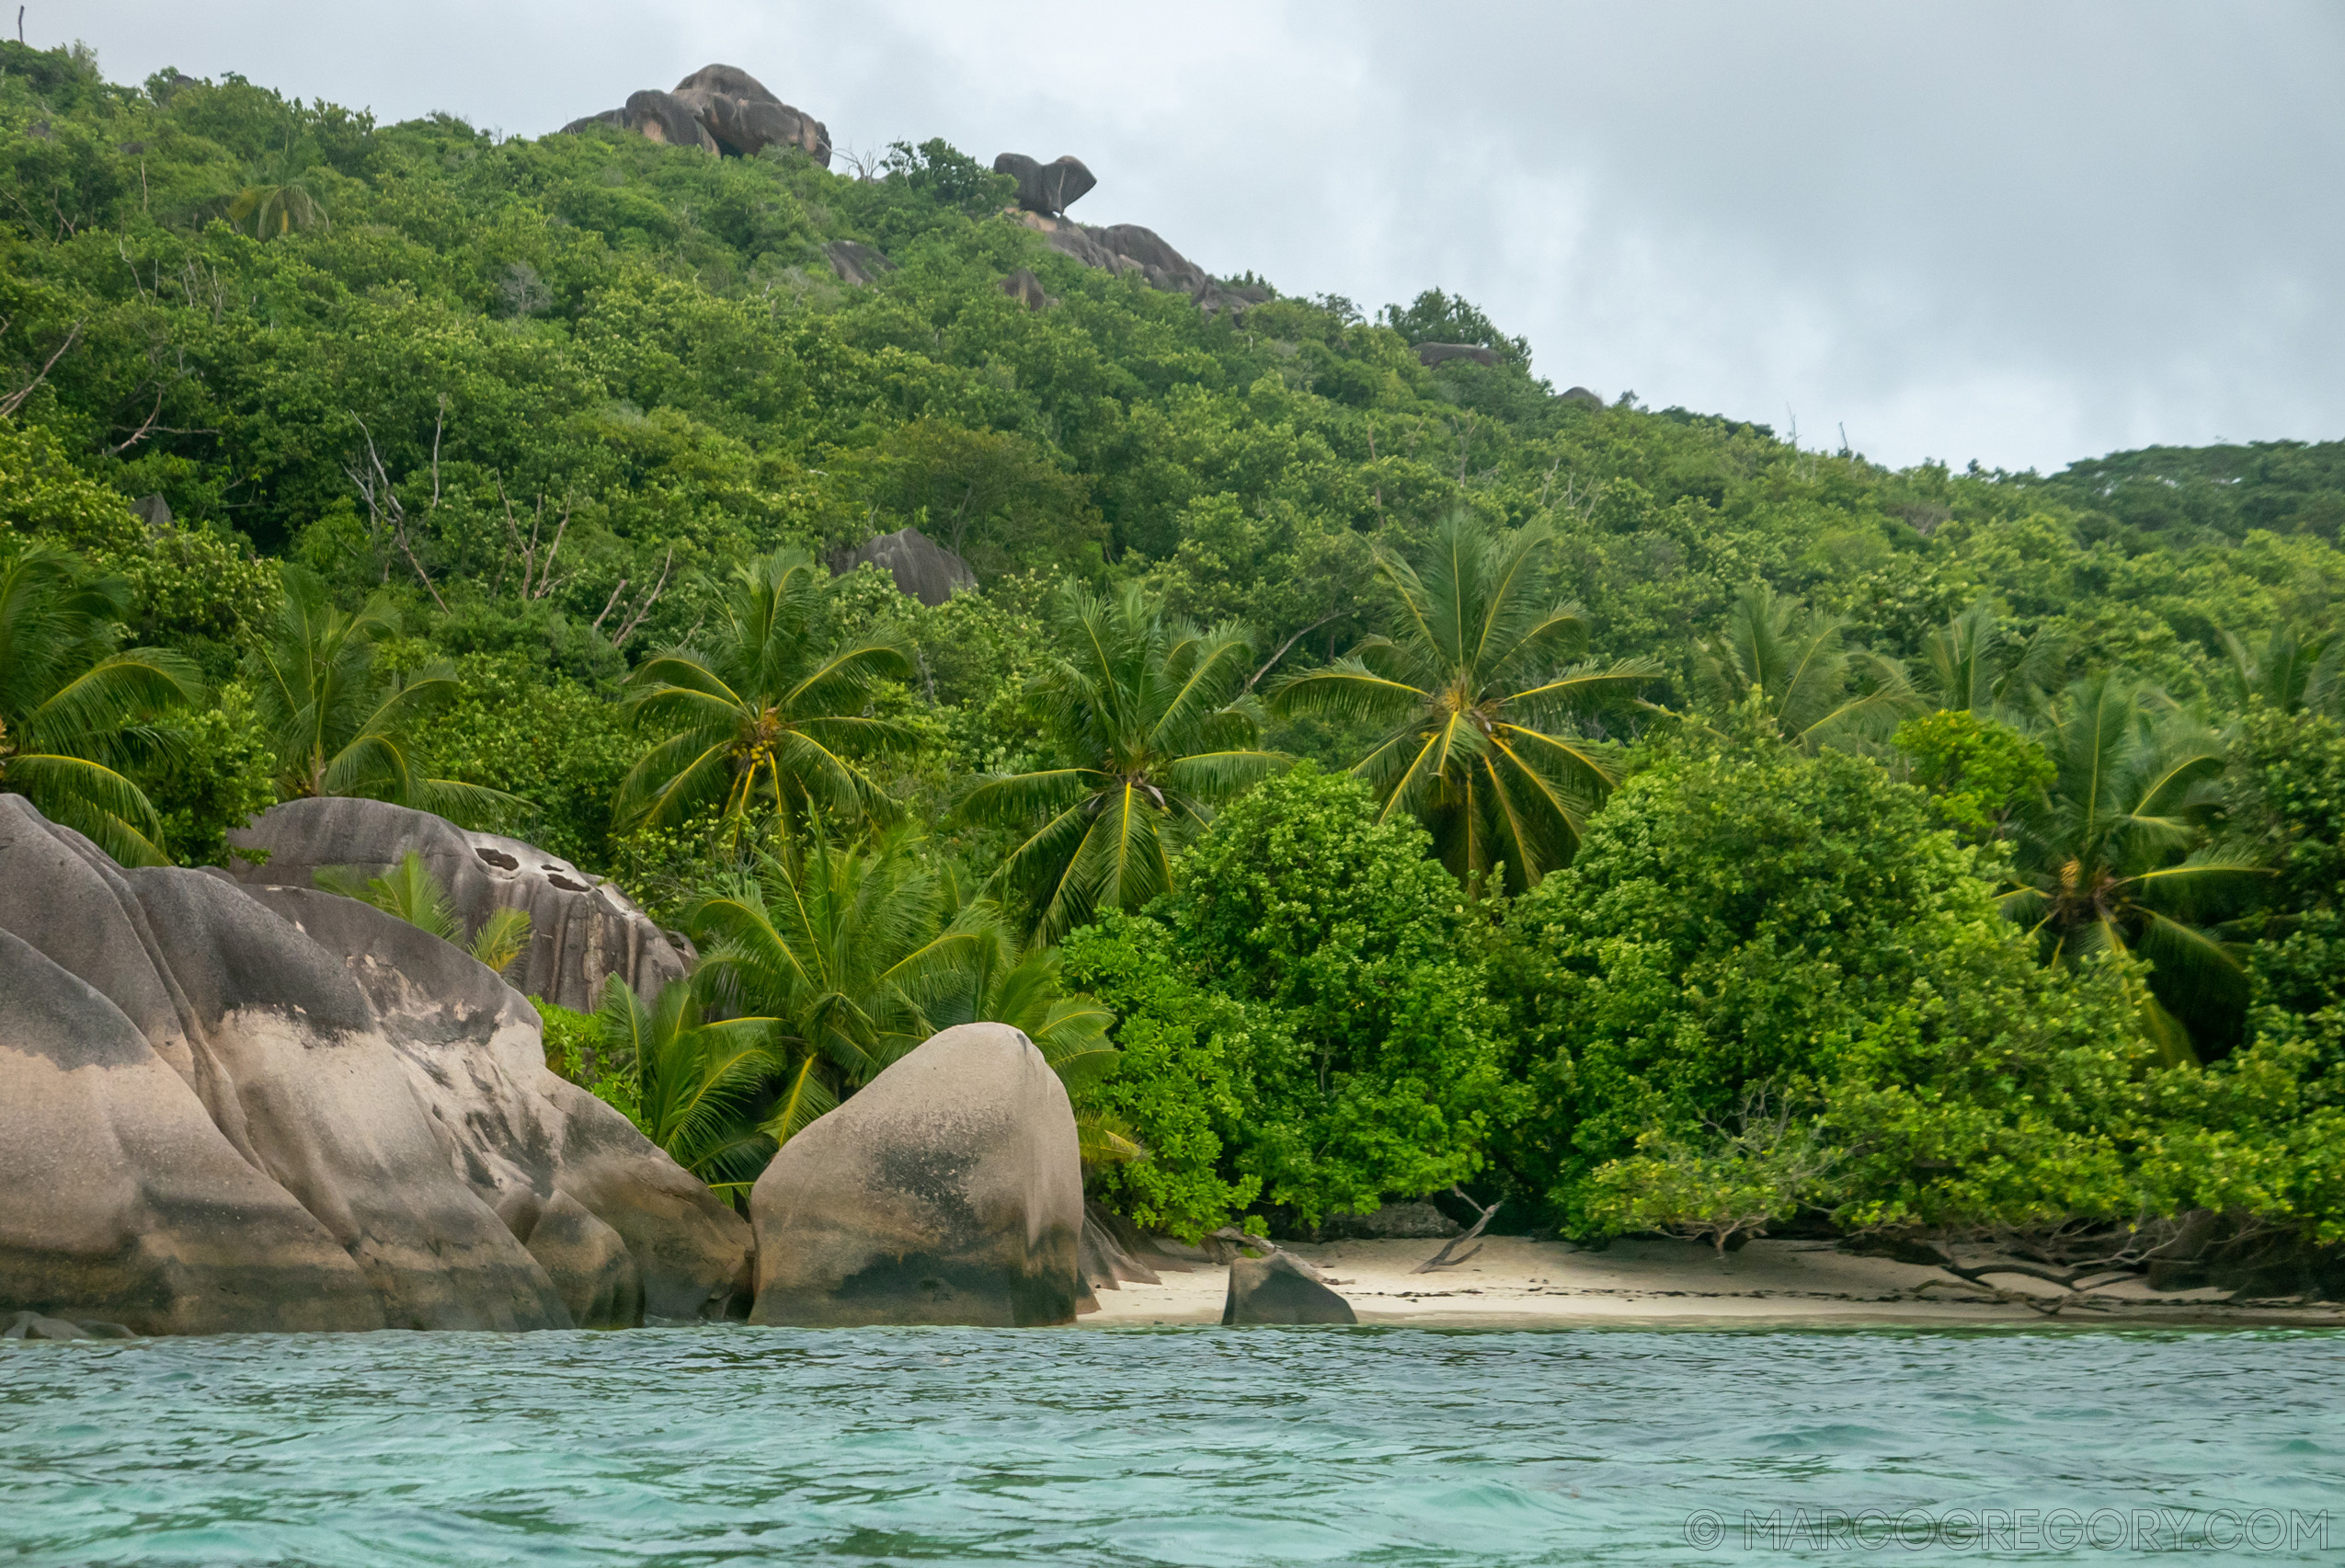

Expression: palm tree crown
xmin=1918 ymin=599 xmax=2067 ymax=721
xmin=614 ymin=548 xmax=918 ymax=836
xmin=247 ymin=567 xmax=503 ymax=818
xmin=1697 ymin=581 xmax=1920 ymax=751
xmin=2003 ymin=673 xmax=2266 ymax=1061
xmin=2216 ymin=624 xmax=2339 ymax=718
xmin=1272 ymin=510 xmax=1657 ymax=889
xmin=0 ymin=544 xmax=203 ymax=864
xmin=958 ymin=581 xmax=1281 ymax=940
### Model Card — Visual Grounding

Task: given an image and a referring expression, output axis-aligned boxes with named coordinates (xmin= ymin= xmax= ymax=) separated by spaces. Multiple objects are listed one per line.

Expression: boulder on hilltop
xmin=562 ymin=64 xmax=830 ymax=167
xmin=228 ymin=796 xmax=688 ymax=1016
xmin=0 ymin=794 xmax=749 ymax=1335
xmin=993 ymin=153 xmax=1096 ymax=216
xmin=670 ymin=64 xmax=831 ymax=164
xmin=749 ymin=1023 xmax=1086 ymax=1327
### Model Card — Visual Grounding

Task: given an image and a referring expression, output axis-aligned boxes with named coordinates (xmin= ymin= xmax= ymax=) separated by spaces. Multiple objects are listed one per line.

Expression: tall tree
xmin=2004 ymin=673 xmax=2267 ymax=1061
xmin=1271 ymin=510 xmax=1657 ymax=890
xmin=0 ymin=544 xmax=203 ymax=864
xmin=959 ymin=581 xmax=1281 ymax=939
xmin=614 ymin=548 xmax=918 ymax=837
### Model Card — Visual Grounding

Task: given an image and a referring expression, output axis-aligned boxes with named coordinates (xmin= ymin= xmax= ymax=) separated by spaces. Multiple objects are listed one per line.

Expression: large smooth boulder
xmin=0 ymin=795 xmax=750 ymax=1335
xmin=827 ymin=525 xmax=978 ymax=608
xmin=670 ymin=64 xmax=831 ymax=166
xmin=1222 ymin=1253 xmax=1358 ymax=1325
xmin=749 ymin=1024 xmax=1083 ymax=1327
xmin=228 ymin=797 xmax=687 ymax=1015
xmin=993 ymin=153 xmax=1096 ymax=216
xmin=247 ymin=886 xmax=752 ymax=1324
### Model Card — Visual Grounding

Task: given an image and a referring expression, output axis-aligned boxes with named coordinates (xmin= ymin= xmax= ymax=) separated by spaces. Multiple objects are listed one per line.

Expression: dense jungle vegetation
xmin=5 ymin=41 xmax=2342 ymax=1275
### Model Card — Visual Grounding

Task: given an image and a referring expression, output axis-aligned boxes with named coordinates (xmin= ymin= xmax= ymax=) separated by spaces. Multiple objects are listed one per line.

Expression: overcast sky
xmin=43 ymin=1 xmax=2345 ymax=475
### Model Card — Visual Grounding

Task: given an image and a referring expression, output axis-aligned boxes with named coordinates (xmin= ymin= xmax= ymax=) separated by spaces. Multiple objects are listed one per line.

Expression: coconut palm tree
xmin=0 ymin=544 xmax=203 ymax=865
xmin=959 ymin=581 xmax=1282 ymax=939
xmin=2002 ymin=673 xmax=2268 ymax=1062
xmin=1918 ymin=599 xmax=2068 ymax=720
xmin=1696 ymin=581 xmax=1921 ymax=751
xmin=686 ymin=827 xmax=986 ymax=1139
xmin=2215 ymin=624 xmax=2339 ymax=718
xmin=925 ymin=909 xmax=1140 ymax=1166
xmin=614 ymin=548 xmax=919 ymax=839
xmin=1271 ymin=510 xmax=1659 ymax=890
xmin=592 ymin=976 xmax=783 ymax=1188
xmin=687 ymin=830 xmax=1139 ymax=1165
xmin=246 ymin=567 xmax=508 ymax=818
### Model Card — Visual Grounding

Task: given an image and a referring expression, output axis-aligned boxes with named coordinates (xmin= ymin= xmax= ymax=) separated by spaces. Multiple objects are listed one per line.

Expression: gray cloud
xmin=45 ymin=0 xmax=2345 ymax=471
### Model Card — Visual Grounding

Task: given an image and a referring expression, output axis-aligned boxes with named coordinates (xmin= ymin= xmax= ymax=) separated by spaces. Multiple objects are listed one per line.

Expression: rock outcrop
xmin=0 ymin=795 xmax=749 ymax=1336
xmin=827 ymin=525 xmax=978 ymax=607
xmin=228 ymin=797 xmax=687 ymax=1015
xmin=1010 ymin=211 xmax=1269 ymax=316
xmin=1001 ymin=268 xmax=1051 ymax=310
xmin=749 ymin=1023 xmax=1084 ymax=1327
xmin=1222 ymin=1253 xmax=1358 ymax=1325
xmin=1079 ymin=1200 xmax=1170 ymax=1290
xmin=993 ymin=153 xmax=1096 ymax=217
xmin=670 ymin=65 xmax=830 ymax=163
xmin=562 ymin=64 xmax=829 ymax=167
xmin=824 ymin=240 xmax=895 ymax=287
xmin=562 ymin=90 xmax=717 ymax=153
xmin=1318 ymin=1200 xmax=1460 ymax=1241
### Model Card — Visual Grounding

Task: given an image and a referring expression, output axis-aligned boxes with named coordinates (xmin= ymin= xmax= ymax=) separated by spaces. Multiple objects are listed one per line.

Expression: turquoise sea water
xmin=2 ymin=1326 xmax=2339 ymax=1565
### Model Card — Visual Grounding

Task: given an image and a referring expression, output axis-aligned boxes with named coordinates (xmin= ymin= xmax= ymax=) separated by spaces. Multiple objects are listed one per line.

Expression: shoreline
xmin=1078 ymin=1235 xmax=2345 ymax=1332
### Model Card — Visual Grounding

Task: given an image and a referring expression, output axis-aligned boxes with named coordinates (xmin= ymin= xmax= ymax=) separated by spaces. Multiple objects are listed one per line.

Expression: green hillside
xmin=5 ymin=42 xmax=2341 ymax=1271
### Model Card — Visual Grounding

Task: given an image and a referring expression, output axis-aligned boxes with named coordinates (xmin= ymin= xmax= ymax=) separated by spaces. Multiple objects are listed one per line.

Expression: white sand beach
xmin=1080 ymin=1234 xmax=2345 ymax=1330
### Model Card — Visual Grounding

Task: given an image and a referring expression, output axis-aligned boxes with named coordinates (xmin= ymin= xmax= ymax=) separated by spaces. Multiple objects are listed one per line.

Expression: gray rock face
xmin=1001 ymin=268 xmax=1051 ymax=310
xmin=1318 ymin=1200 xmax=1460 ymax=1241
xmin=1560 ymin=385 xmax=1604 ymax=407
xmin=1078 ymin=1201 xmax=1161 ymax=1289
xmin=825 ymin=240 xmax=895 ymax=287
xmin=1416 ymin=342 xmax=1502 ymax=368
xmin=671 ymin=64 xmax=831 ymax=165
xmin=228 ymin=797 xmax=686 ymax=1015
xmin=1222 ymin=1253 xmax=1358 ymax=1325
xmin=827 ymin=525 xmax=978 ymax=608
xmin=4 ymin=1310 xmax=91 ymax=1340
xmin=625 ymin=90 xmax=719 ymax=153
xmin=749 ymin=1023 xmax=1084 ymax=1327
xmin=993 ymin=153 xmax=1096 ymax=216
xmin=1012 ymin=212 xmax=1269 ymax=316
xmin=0 ymin=795 xmax=749 ymax=1335
xmin=245 ymin=886 xmax=751 ymax=1323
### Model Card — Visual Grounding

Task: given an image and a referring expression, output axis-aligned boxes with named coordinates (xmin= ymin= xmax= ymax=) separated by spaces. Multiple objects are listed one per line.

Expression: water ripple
xmin=1 ymin=1326 xmax=2339 ymax=1564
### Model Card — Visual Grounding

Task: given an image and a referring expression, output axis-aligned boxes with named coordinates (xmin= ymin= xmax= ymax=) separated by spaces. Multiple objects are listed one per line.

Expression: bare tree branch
xmin=1413 ymin=1186 xmax=1500 ymax=1274
xmin=0 ymin=319 xmax=82 ymax=418
xmin=1245 ymin=612 xmax=1344 ymax=693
